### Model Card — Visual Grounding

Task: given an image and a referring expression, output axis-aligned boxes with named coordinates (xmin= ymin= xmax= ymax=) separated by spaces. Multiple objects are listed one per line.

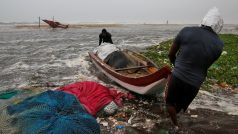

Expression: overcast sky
xmin=0 ymin=0 xmax=237 ymax=24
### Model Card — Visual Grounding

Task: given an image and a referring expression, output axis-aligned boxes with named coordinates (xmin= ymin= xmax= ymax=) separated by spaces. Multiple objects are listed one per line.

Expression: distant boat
xmin=42 ymin=19 xmax=69 ymax=29
xmin=89 ymin=49 xmax=171 ymax=95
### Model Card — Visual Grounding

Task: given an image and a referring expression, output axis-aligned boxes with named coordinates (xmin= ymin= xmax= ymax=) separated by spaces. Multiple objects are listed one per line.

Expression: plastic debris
xmin=100 ymin=121 xmax=109 ymax=127
xmin=190 ymin=115 xmax=198 ymax=118
xmin=114 ymin=125 xmax=126 ymax=134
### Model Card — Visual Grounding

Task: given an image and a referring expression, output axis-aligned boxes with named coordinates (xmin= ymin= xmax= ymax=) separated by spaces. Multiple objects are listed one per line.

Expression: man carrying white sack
xmin=165 ymin=7 xmax=224 ymax=128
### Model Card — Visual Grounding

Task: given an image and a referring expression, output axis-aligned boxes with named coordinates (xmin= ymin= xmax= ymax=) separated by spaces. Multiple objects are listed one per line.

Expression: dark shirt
xmin=99 ymin=32 xmax=113 ymax=45
xmin=169 ymin=26 xmax=223 ymax=88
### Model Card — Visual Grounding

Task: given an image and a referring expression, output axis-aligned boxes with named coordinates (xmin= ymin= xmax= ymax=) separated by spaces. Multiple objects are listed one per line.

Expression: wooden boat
xmin=42 ymin=19 xmax=69 ymax=29
xmin=89 ymin=49 xmax=171 ymax=95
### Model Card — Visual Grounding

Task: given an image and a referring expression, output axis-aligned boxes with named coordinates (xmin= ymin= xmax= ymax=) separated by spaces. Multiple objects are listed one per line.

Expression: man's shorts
xmin=165 ymin=74 xmax=199 ymax=113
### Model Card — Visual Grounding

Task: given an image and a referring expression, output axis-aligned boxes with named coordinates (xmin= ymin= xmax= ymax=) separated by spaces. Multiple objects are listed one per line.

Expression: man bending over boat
xmin=165 ymin=7 xmax=224 ymax=128
xmin=99 ymin=29 xmax=113 ymax=45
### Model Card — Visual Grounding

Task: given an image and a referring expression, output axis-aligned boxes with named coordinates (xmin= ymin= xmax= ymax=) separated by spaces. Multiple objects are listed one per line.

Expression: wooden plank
xmin=129 ymin=53 xmax=148 ymax=65
xmin=115 ymin=65 xmax=151 ymax=71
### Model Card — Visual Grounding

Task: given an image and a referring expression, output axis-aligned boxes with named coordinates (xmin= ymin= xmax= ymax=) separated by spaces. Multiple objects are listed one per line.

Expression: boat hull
xmin=89 ymin=50 xmax=171 ymax=95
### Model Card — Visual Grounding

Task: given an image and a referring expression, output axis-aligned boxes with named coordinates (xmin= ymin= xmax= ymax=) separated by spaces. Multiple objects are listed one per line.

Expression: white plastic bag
xmin=201 ymin=7 xmax=224 ymax=33
xmin=93 ymin=43 xmax=119 ymax=60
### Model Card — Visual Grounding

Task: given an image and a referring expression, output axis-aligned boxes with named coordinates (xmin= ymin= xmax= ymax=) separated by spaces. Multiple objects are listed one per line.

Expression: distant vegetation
xmin=142 ymin=34 xmax=238 ymax=89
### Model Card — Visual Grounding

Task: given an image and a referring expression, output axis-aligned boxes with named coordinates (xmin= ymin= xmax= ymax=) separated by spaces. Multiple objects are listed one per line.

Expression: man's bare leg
xmin=167 ymin=105 xmax=178 ymax=126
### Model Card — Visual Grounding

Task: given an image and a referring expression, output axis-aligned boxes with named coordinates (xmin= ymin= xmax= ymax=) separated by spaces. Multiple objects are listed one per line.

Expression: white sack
xmin=93 ymin=43 xmax=119 ymax=60
xmin=201 ymin=7 xmax=224 ymax=33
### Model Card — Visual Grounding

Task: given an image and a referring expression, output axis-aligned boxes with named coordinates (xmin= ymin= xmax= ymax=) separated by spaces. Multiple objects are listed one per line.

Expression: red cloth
xmin=57 ymin=81 xmax=134 ymax=116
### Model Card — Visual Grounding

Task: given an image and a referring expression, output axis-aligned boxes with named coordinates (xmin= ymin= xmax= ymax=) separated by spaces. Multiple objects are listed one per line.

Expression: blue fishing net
xmin=4 ymin=90 xmax=100 ymax=134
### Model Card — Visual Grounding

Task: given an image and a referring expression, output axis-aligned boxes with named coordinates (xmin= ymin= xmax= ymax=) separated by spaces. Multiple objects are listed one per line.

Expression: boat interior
xmin=104 ymin=50 xmax=159 ymax=77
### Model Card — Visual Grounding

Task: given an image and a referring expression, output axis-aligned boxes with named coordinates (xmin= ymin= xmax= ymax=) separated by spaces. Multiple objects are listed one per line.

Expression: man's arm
xmin=108 ymin=33 xmax=113 ymax=44
xmin=110 ymin=37 xmax=113 ymax=44
xmin=99 ymin=35 xmax=102 ymax=46
xmin=168 ymin=42 xmax=179 ymax=65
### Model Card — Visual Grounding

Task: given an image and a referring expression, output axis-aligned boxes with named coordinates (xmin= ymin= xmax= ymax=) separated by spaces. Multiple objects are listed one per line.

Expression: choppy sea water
xmin=0 ymin=24 xmax=238 ymax=115
xmin=0 ymin=24 xmax=184 ymax=89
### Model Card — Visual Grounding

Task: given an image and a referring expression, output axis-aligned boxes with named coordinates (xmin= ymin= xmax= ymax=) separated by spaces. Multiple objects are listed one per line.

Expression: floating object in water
xmin=42 ymin=19 xmax=69 ymax=29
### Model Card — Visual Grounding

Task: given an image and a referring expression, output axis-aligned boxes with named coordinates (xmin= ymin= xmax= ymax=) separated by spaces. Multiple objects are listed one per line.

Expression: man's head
xmin=201 ymin=7 xmax=224 ymax=33
xmin=102 ymin=28 xmax=107 ymax=33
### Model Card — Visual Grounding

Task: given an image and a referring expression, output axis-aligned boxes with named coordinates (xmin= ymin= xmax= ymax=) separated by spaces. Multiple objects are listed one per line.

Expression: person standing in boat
xmin=99 ymin=29 xmax=113 ymax=46
xmin=165 ymin=7 xmax=224 ymax=128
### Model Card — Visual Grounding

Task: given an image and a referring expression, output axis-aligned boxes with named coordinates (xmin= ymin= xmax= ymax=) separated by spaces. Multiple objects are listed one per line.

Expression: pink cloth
xmin=57 ymin=81 xmax=134 ymax=116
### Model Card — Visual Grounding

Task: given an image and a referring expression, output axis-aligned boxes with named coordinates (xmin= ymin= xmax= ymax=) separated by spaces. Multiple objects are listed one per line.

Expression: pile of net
xmin=0 ymin=90 xmax=100 ymax=134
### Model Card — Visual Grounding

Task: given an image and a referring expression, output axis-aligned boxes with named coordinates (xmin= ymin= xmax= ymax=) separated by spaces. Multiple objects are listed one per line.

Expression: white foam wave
xmin=1 ymin=37 xmax=79 ymax=44
xmin=117 ymin=42 xmax=151 ymax=50
xmin=60 ymin=53 xmax=89 ymax=68
xmin=190 ymin=90 xmax=238 ymax=115
xmin=2 ymin=62 xmax=30 ymax=73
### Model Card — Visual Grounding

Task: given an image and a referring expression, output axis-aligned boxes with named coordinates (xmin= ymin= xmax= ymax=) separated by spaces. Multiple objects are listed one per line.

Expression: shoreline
xmin=13 ymin=23 xmax=190 ymax=29
xmin=15 ymin=24 xmax=125 ymax=29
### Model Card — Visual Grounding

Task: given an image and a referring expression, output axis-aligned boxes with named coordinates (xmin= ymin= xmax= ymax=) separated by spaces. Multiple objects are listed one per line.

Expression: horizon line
xmin=1 ymin=22 xmax=237 ymax=25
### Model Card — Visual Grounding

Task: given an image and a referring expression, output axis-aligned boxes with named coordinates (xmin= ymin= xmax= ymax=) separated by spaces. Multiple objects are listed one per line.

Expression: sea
xmin=0 ymin=23 xmax=238 ymax=116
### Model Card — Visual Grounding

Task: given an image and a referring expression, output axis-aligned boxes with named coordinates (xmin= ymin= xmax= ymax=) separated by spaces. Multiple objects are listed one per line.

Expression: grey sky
xmin=0 ymin=0 xmax=237 ymax=24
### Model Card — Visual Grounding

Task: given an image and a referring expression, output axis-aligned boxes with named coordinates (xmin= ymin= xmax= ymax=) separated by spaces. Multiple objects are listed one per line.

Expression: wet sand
xmin=98 ymin=93 xmax=238 ymax=134
xmin=179 ymin=108 xmax=238 ymax=134
xmin=96 ymin=72 xmax=238 ymax=134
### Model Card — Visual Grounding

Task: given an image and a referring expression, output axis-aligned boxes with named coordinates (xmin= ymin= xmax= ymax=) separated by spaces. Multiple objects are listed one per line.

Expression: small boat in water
xmin=42 ymin=19 xmax=69 ymax=29
xmin=89 ymin=48 xmax=171 ymax=95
